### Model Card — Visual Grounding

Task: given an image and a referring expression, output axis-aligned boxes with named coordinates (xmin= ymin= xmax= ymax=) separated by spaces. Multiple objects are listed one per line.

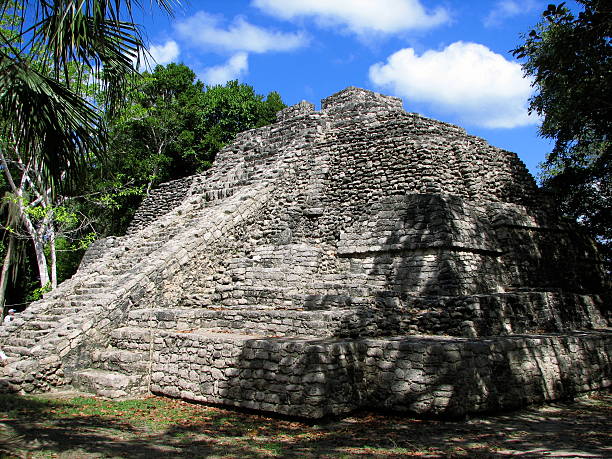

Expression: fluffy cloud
xmin=175 ymin=11 xmax=308 ymax=53
xmin=252 ymin=0 xmax=449 ymax=35
xmin=202 ymin=53 xmax=249 ymax=86
xmin=369 ymin=41 xmax=535 ymax=128
xmin=148 ymin=40 xmax=180 ymax=65
xmin=484 ymin=1 xmax=541 ymax=27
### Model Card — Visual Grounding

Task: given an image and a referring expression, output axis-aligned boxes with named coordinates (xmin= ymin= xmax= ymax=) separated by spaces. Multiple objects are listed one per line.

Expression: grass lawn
xmin=0 ymin=391 xmax=609 ymax=458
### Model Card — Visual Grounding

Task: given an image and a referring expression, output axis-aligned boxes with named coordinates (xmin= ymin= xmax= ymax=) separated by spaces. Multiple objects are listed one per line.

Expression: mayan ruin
xmin=0 ymin=87 xmax=609 ymax=419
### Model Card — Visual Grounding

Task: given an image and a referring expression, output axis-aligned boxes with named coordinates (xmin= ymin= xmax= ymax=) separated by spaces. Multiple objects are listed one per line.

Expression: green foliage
xmin=0 ymin=0 xmax=178 ymax=194
xmin=26 ymin=281 xmax=51 ymax=302
xmin=74 ymin=231 xmax=97 ymax=251
xmin=258 ymin=91 xmax=285 ymax=127
xmin=513 ymin=0 xmax=611 ymax=263
xmin=199 ymin=82 xmax=284 ymax=164
xmin=109 ymin=63 xmax=207 ymax=184
xmin=52 ymin=236 xmax=90 ymax=284
xmin=20 ymin=203 xmax=78 ymax=229
xmin=108 ymin=67 xmax=286 ymax=187
xmin=0 ymin=1 xmax=21 ymax=45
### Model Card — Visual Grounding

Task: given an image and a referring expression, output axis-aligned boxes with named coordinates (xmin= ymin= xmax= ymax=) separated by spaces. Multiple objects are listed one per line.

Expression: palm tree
xmin=0 ymin=1 xmax=178 ymax=297
xmin=0 ymin=0 xmax=178 ymax=193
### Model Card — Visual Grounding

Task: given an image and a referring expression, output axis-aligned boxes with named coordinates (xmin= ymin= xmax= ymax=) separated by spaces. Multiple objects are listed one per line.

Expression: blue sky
xmin=135 ymin=0 xmax=573 ymax=177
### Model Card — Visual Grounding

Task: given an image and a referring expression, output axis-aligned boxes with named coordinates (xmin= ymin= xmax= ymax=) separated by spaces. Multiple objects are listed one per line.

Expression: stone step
xmin=35 ymin=313 xmax=84 ymax=322
xmin=77 ymin=275 xmax=114 ymax=285
xmin=80 ymin=279 xmax=112 ymax=287
xmin=66 ymin=297 xmax=114 ymax=308
xmin=106 ymin=263 xmax=133 ymax=272
xmin=181 ymin=296 xmax=302 ymax=310
xmin=17 ymin=329 xmax=49 ymax=339
xmin=126 ymin=307 xmax=354 ymax=337
xmin=23 ymin=320 xmax=57 ymax=330
xmin=34 ymin=300 xmax=67 ymax=309
xmin=137 ymin=240 xmax=166 ymax=248
xmin=66 ymin=292 xmax=114 ymax=301
xmin=37 ymin=307 xmax=83 ymax=317
xmin=0 ymin=356 xmax=18 ymax=366
xmin=73 ymin=286 xmax=109 ymax=295
xmin=149 ymin=327 xmax=267 ymax=342
xmin=126 ymin=239 xmax=167 ymax=250
xmin=11 ymin=337 xmax=36 ymax=347
xmin=90 ymin=349 xmax=150 ymax=373
xmin=109 ymin=327 xmax=153 ymax=350
xmin=3 ymin=345 xmax=33 ymax=357
xmin=71 ymin=369 xmax=147 ymax=399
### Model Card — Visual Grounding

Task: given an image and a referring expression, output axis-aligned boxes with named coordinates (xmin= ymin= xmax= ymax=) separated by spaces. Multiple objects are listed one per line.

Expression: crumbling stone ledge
xmin=150 ymin=329 xmax=611 ymax=419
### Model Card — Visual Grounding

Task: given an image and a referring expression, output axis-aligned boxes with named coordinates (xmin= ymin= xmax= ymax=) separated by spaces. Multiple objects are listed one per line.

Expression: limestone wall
xmin=128 ymin=175 xmax=197 ymax=234
xmin=115 ymin=87 xmax=608 ymax=338
xmin=149 ymin=330 xmax=611 ymax=418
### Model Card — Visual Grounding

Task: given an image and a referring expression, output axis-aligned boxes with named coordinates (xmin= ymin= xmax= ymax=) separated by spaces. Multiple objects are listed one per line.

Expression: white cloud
xmin=369 ymin=41 xmax=536 ymax=128
xmin=202 ymin=53 xmax=249 ymax=86
xmin=175 ymin=11 xmax=308 ymax=53
xmin=148 ymin=40 xmax=180 ymax=65
xmin=484 ymin=1 xmax=541 ymax=27
xmin=252 ymin=0 xmax=449 ymax=35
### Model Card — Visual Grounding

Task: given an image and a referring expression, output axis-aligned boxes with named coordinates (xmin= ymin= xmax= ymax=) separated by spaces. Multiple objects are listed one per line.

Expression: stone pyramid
xmin=1 ymin=87 xmax=609 ymax=418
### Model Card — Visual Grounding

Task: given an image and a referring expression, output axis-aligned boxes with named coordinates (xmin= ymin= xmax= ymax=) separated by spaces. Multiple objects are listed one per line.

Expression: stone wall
xmin=149 ymin=330 xmax=611 ymax=418
xmin=111 ymin=87 xmax=608 ymax=341
xmin=127 ymin=175 xmax=197 ymax=234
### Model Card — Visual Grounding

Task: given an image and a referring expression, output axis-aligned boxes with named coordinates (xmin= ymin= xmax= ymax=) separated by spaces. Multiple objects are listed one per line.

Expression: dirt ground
xmin=0 ymin=391 xmax=610 ymax=458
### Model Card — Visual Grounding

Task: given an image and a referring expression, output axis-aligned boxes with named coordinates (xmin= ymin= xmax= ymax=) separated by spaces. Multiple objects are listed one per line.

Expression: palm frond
xmin=0 ymin=52 xmax=103 ymax=194
xmin=1 ymin=1 xmax=180 ymax=109
xmin=0 ymin=0 xmax=179 ymax=191
xmin=36 ymin=13 xmax=142 ymax=113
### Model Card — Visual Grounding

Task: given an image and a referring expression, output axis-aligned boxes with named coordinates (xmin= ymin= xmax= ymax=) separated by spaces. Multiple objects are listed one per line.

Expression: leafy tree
xmin=0 ymin=137 xmax=97 ymax=291
xmin=108 ymin=63 xmax=207 ymax=192
xmin=199 ymin=81 xmax=284 ymax=162
xmin=0 ymin=1 xmax=176 ymax=304
xmin=0 ymin=0 xmax=177 ymax=192
xmin=257 ymin=90 xmax=285 ymax=127
xmin=512 ymin=1 xmax=611 ymax=263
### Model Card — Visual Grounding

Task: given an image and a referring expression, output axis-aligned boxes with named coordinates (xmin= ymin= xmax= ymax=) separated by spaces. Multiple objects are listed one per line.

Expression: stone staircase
xmin=0 ymin=175 xmax=276 ymax=394
xmin=63 ymin=122 xmax=337 ymax=399
xmin=74 ymin=327 xmax=153 ymax=398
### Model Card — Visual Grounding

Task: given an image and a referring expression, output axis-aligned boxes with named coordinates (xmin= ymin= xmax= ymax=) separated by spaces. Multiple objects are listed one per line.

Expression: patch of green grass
xmin=358 ymin=445 xmax=415 ymax=454
xmin=0 ymin=394 xmax=220 ymax=432
xmin=212 ymin=415 xmax=235 ymax=426
xmin=258 ymin=441 xmax=284 ymax=455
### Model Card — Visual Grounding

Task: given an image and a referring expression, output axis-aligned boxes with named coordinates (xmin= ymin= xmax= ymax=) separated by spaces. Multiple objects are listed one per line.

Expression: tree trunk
xmin=0 ymin=235 xmax=15 ymax=320
xmin=49 ymin=226 xmax=57 ymax=289
xmin=33 ymin=237 xmax=50 ymax=288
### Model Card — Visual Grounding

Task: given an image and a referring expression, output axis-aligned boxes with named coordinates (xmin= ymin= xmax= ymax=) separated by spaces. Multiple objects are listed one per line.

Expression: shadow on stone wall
xmin=199 ymin=188 xmax=612 ymax=418
xmin=324 ymin=192 xmax=609 ymax=338
xmin=208 ymin=331 xmax=610 ymax=419
xmin=327 ymin=194 xmax=504 ymax=337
